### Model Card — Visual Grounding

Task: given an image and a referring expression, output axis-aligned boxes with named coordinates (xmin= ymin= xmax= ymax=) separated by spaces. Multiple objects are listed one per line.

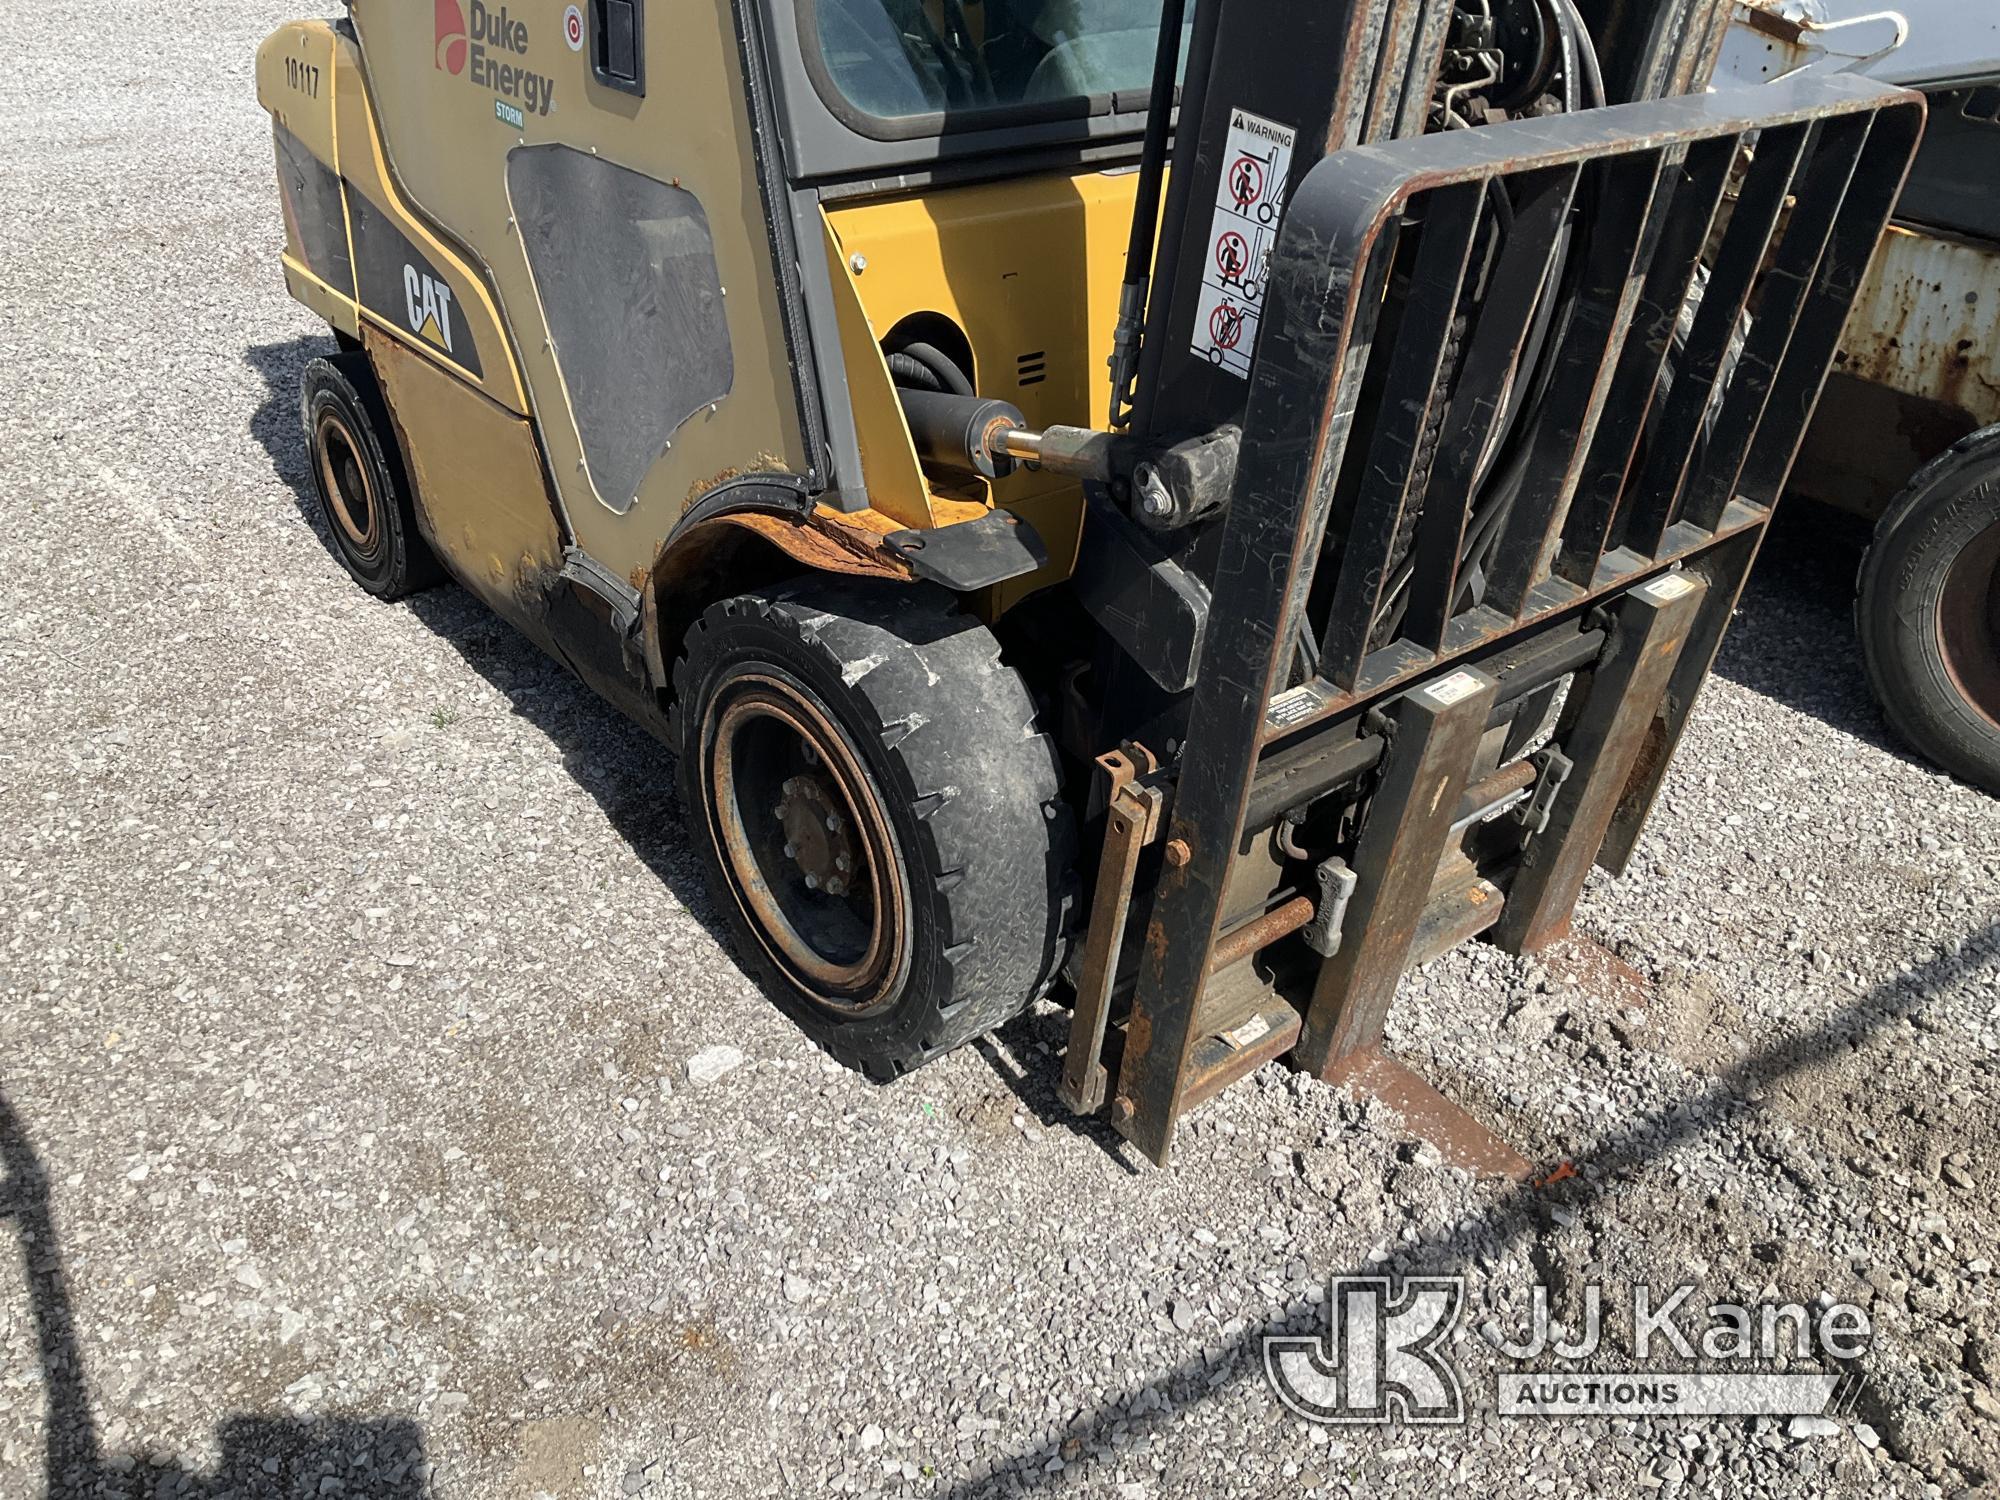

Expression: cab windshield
xmin=808 ymin=0 xmax=1185 ymax=123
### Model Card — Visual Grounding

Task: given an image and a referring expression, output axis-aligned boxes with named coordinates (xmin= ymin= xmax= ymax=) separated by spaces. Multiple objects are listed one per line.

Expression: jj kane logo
xmin=435 ymin=0 xmax=556 ymax=116
xmin=1266 ymin=1277 xmax=1467 ymax=1424
xmin=1264 ymin=1276 xmax=1874 ymax=1425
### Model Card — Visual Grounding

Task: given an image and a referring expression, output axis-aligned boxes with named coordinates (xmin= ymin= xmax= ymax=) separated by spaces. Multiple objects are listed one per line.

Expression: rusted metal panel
xmin=1830 ymin=227 xmax=2000 ymax=431
xmin=1791 ymin=207 xmax=2000 ymax=519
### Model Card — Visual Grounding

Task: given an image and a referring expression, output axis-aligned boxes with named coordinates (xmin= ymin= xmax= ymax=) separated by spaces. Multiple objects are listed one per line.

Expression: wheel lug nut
xmin=783 ymin=842 xmax=797 ymax=859
xmin=834 ymin=854 xmax=850 ymax=872
xmin=826 ymin=879 xmax=846 ymax=896
xmin=804 ymin=873 xmax=819 ymax=890
xmin=825 ymin=815 xmax=841 ymax=832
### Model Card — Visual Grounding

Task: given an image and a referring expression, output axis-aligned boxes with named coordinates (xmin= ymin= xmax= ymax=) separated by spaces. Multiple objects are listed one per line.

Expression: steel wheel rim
xmin=1937 ymin=517 xmax=2000 ymax=731
xmin=316 ymin=410 xmax=380 ymax=554
xmin=703 ymin=674 xmax=909 ymax=1012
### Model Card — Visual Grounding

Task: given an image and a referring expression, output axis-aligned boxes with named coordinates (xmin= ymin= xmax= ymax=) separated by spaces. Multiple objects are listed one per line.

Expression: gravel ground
xmin=3 ymin=4 xmax=1999 ymax=1498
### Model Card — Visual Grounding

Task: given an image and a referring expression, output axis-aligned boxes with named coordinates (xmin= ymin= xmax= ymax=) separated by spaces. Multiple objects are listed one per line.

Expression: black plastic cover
xmin=507 ymin=144 xmax=732 ymax=511
xmin=882 ymin=509 xmax=1049 ymax=591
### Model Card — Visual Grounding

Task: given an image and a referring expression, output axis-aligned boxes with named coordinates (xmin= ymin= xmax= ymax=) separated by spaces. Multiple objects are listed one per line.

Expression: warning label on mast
xmin=1190 ymin=108 xmax=1297 ymax=380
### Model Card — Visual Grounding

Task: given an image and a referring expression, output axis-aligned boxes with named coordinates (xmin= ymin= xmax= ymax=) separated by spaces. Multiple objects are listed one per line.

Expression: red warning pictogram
xmin=1228 ymin=155 xmax=1265 ymax=210
xmin=1209 ymin=302 xmax=1248 ymax=351
xmin=1214 ymin=230 xmax=1249 ymax=280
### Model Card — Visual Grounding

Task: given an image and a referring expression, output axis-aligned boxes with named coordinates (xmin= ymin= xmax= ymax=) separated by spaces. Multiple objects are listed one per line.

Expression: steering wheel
xmin=895 ymin=0 xmax=996 ymax=109
xmin=934 ymin=0 xmax=999 ymax=103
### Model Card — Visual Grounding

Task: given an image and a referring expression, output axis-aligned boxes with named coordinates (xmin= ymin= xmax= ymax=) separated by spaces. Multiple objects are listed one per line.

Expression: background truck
xmin=257 ymin=0 xmax=1918 ymax=1164
xmin=1722 ymin=0 xmax=2000 ymax=793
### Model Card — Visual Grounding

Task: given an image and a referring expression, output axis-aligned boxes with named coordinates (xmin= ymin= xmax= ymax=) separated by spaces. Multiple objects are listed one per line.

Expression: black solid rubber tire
xmin=299 ymin=351 xmax=443 ymax=600
xmin=671 ymin=578 xmax=1076 ymax=1079
xmin=1856 ymin=425 xmax=2000 ymax=795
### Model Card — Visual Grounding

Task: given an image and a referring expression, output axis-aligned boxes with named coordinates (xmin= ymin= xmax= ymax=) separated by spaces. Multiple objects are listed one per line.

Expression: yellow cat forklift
xmin=257 ymin=0 xmax=1919 ymax=1164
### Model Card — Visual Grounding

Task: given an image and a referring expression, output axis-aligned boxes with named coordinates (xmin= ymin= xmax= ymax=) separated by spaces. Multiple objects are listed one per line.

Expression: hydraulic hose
xmin=891 ymin=341 xmax=973 ymax=398
xmin=1106 ymin=0 xmax=1188 ymax=428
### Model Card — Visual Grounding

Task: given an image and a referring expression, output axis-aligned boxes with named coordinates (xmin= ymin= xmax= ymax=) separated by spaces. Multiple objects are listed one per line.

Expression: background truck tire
xmin=671 ymin=578 xmax=1076 ymax=1078
xmin=1857 ymin=425 xmax=2000 ymax=795
xmin=299 ymin=351 xmax=442 ymax=600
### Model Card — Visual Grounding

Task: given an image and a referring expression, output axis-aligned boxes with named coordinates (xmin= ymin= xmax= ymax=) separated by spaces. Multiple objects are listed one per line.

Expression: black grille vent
xmin=1016 ymin=351 xmax=1046 ymax=387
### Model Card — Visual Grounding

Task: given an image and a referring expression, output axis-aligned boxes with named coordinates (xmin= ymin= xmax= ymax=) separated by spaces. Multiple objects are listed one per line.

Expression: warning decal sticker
xmin=1191 ymin=108 xmax=1297 ymax=380
xmin=1265 ymin=681 xmax=1327 ymax=731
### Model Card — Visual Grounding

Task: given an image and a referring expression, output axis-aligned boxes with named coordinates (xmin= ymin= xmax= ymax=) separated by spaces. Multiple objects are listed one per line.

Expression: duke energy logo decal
xmin=435 ymin=0 xmax=557 ymax=115
xmin=435 ymin=0 xmax=468 ymax=74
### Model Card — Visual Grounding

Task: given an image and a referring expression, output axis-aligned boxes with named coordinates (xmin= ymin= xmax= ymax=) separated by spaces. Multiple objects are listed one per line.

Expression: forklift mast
xmin=1064 ymin=0 xmax=1923 ymax=1161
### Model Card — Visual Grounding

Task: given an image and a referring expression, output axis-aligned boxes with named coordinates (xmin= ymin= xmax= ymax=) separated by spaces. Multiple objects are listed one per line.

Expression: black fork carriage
xmin=1063 ymin=76 xmax=1924 ymax=1166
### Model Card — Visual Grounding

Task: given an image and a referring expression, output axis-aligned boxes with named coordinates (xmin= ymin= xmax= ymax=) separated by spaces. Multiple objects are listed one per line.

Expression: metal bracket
xmin=1070 ymin=488 xmax=1211 ymax=694
xmin=1301 ymin=856 xmax=1358 ymax=957
xmin=882 ymin=509 xmax=1049 ymax=592
xmin=1130 ymin=425 xmax=1243 ymax=532
xmin=1059 ymin=746 xmax=1164 ymax=1116
xmin=1513 ymin=747 xmax=1574 ymax=839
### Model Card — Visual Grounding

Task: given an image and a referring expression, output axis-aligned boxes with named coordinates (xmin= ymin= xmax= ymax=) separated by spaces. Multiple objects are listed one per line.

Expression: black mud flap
xmin=544 ymin=548 xmax=664 ymax=732
xmin=882 ymin=509 xmax=1049 ymax=592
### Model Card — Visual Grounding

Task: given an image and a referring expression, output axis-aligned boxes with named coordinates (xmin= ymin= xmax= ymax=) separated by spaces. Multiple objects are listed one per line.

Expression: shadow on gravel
xmin=0 ymin=1091 xmax=431 ymax=1499
xmin=975 ymin=1009 xmax=1143 ymax=1176
xmin=243 ymin=335 xmax=335 ymax=546
xmin=949 ymin=919 xmax=2000 ymax=1498
xmin=240 ymin=337 xmax=737 ymax=952
xmin=400 ymin=575 xmax=733 ymax=928
xmin=1708 ymin=501 xmax=1919 ymax=768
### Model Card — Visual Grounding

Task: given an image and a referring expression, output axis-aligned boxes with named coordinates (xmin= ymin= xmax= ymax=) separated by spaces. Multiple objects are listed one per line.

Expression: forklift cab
xmin=280 ymin=0 xmax=1193 ymax=595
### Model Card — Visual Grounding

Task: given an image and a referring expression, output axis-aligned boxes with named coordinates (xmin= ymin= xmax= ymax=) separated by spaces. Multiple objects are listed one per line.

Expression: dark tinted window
xmin=811 ymin=0 xmax=1187 ymax=122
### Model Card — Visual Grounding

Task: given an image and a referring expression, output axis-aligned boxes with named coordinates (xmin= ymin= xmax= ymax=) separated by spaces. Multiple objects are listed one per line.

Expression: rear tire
xmin=300 ymin=351 xmax=442 ymax=600
xmin=1857 ymin=425 xmax=2000 ymax=795
xmin=671 ymin=578 xmax=1075 ymax=1079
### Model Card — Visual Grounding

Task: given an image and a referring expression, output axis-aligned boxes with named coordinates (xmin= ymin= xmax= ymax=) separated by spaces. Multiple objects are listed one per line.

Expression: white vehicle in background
xmin=1721 ymin=0 xmax=2000 ymax=792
